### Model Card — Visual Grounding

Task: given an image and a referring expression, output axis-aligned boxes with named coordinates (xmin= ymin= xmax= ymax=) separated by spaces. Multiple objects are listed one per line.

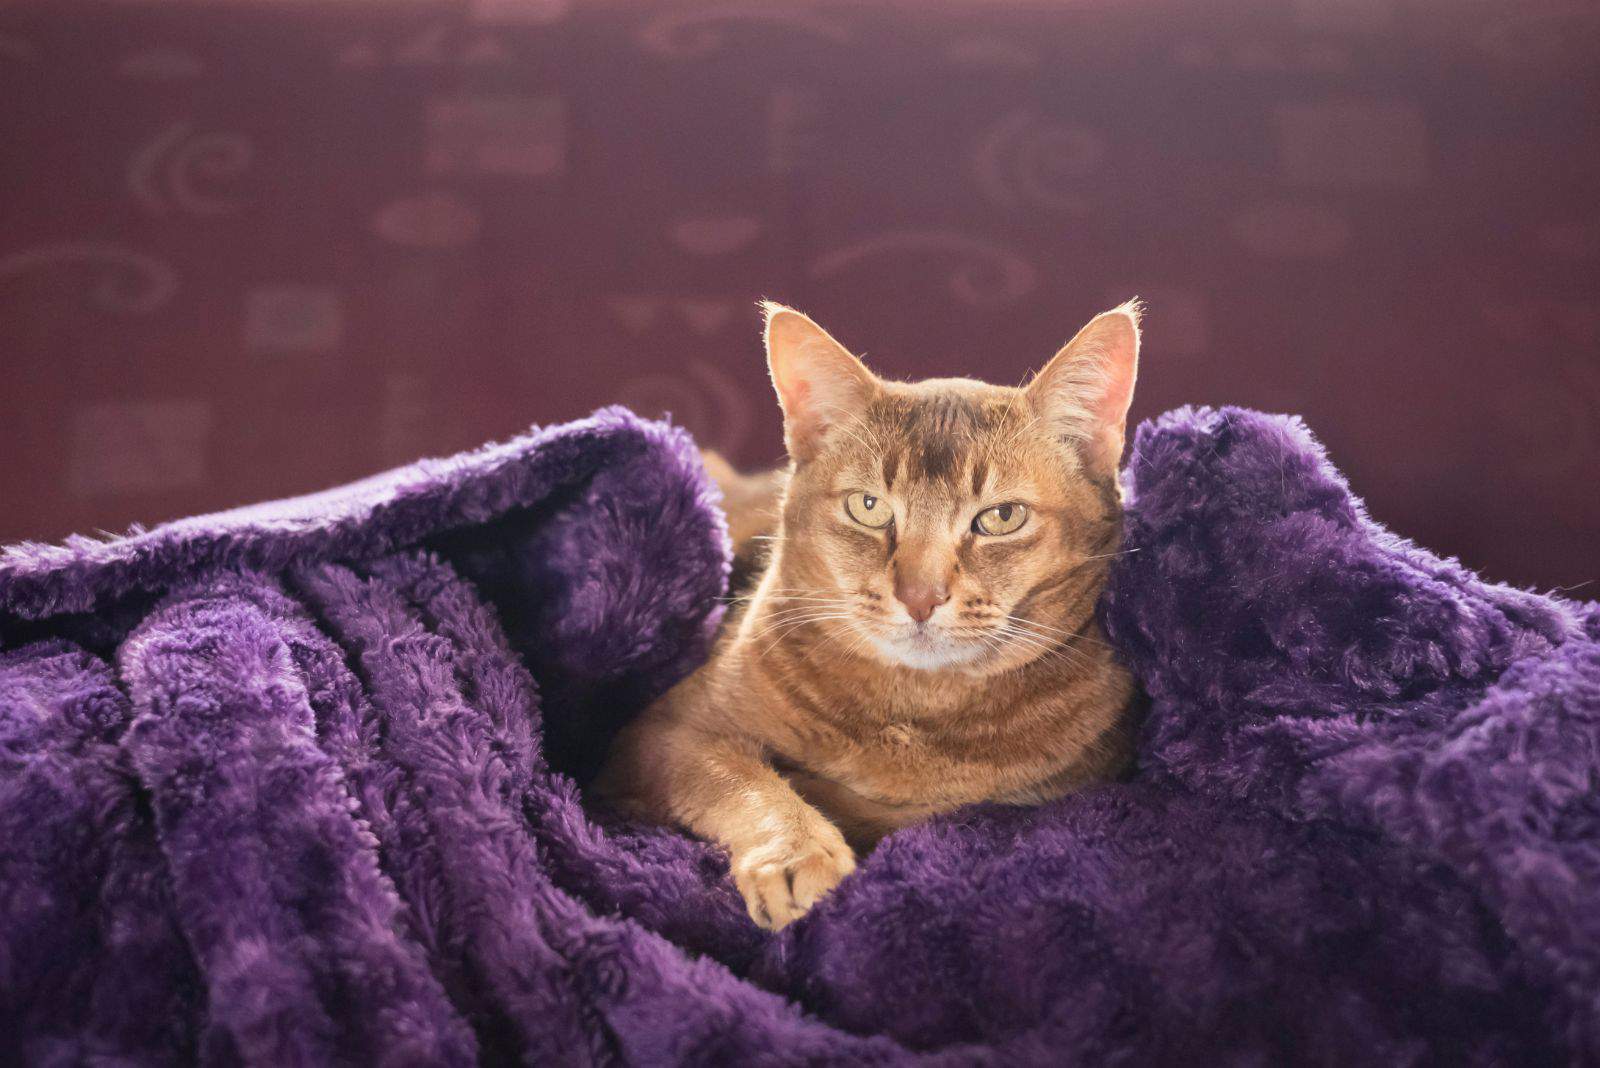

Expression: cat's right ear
xmin=762 ymin=301 xmax=879 ymax=462
xmin=1025 ymin=300 xmax=1141 ymax=477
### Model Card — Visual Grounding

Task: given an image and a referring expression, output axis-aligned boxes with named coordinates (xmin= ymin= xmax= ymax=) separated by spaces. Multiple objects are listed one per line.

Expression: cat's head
xmin=761 ymin=300 xmax=1140 ymax=674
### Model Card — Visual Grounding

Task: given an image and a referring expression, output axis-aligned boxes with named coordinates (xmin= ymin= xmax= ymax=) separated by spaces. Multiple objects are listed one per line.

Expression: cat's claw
xmin=733 ymin=834 xmax=856 ymax=930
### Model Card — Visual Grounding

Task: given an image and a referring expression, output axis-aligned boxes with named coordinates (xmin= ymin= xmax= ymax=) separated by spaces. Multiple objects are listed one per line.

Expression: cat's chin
xmin=865 ymin=627 xmax=989 ymax=672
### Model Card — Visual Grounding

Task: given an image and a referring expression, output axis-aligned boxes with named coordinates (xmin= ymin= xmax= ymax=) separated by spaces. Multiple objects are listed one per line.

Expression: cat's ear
xmin=1025 ymin=299 xmax=1141 ymax=476
xmin=762 ymin=301 xmax=879 ymax=462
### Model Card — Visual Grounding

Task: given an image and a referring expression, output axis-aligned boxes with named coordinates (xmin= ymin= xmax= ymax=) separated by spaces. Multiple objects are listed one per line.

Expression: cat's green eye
xmin=844 ymin=491 xmax=893 ymax=529
xmin=973 ymin=503 xmax=1028 ymax=536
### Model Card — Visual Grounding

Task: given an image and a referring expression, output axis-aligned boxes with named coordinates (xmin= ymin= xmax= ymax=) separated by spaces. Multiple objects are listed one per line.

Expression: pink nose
xmin=894 ymin=580 xmax=949 ymax=623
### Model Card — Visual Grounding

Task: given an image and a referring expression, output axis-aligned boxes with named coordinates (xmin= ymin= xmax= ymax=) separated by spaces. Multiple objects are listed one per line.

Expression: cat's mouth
xmin=863 ymin=620 xmax=991 ymax=671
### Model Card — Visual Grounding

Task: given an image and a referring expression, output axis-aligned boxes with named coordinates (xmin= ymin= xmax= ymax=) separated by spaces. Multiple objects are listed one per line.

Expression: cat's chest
xmin=794 ymin=712 xmax=1038 ymax=805
xmin=752 ymin=654 xmax=1108 ymax=805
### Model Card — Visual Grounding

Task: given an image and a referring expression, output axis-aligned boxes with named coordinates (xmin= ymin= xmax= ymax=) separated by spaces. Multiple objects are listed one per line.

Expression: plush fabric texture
xmin=1 ymin=405 xmax=1595 ymax=1066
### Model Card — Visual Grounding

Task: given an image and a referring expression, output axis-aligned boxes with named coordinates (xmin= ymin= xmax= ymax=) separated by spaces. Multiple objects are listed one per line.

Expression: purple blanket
xmin=2 ymin=406 xmax=1596 ymax=1065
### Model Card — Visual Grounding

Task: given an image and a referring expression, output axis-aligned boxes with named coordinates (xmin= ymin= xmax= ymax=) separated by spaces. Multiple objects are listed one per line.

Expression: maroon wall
xmin=2 ymin=1 xmax=1596 ymax=592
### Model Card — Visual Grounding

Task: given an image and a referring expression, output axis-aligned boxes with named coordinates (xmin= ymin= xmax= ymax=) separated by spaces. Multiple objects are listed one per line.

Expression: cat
xmin=596 ymin=300 xmax=1142 ymax=929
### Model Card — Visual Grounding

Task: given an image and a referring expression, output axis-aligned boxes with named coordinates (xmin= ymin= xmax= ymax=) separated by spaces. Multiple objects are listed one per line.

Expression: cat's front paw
xmin=732 ymin=830 xmax=856 ymax=930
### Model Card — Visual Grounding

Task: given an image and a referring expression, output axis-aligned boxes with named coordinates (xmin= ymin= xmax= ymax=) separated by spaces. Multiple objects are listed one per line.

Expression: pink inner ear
xmin=1095 ymin=353 xmax=1136 ymax=429
xmin=782 ymin=375 xmax=822 ymax=435
xmin=779 ymin=372 xmax=832 ymax=455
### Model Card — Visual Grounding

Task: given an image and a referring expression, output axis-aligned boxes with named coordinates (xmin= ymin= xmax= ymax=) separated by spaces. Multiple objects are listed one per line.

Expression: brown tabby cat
xmin=596 ymin=301 xmax=1141 ymax=929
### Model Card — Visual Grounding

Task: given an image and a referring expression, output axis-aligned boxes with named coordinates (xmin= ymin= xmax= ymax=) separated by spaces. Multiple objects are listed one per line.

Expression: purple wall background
xmin=1 ymin=1 xmax=1596 ymax=592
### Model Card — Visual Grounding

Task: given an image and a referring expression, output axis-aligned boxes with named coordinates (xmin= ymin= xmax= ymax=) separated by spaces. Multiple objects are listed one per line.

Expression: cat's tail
xmin=700 ymin=450 xmax=787 ymax=591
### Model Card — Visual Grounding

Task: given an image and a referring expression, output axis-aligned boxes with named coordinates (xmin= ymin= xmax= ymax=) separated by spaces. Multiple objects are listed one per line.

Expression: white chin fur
xmin=866 ymin=627 xmax=987 ymax=671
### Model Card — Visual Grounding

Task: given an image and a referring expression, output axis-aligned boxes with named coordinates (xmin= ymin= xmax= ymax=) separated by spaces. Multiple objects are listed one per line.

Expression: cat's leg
xmin=708 ymin=745 xmax=857 ymax=929
xmin=603 ymin=715 xmax=855 ymax=929
xmin=783 ymin=765 xmax=932 ymax=854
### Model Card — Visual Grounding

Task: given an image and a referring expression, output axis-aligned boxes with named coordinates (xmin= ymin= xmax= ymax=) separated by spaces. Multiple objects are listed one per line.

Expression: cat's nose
xmin=894 ymin=580 xmax=949 ymax=623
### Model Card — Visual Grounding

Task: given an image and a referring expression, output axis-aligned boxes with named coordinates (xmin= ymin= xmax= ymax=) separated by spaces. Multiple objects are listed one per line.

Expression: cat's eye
xmin=973 ymin=503 xmax=1028 ymax=536
xmin=844 ymin=491 xmax=892 ymax=529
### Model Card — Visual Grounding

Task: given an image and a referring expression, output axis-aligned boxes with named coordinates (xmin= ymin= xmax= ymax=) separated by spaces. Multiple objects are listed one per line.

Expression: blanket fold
xmin=2 ymin=405 xmax=1595 ymax=1065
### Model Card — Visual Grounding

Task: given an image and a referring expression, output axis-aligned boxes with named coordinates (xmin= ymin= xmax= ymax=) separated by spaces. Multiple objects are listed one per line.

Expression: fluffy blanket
xmin=1 ymin=406 xmax=1595 ymax=1066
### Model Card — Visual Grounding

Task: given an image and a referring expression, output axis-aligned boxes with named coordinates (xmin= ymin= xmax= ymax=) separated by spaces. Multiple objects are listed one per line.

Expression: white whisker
xmin=755 ymin=613 xmax=856 ymax=656
xmin=1073 ymin=547 xmax=1140 ymax=565
xmin=1006 ymin=614 xmax=1115 ymax=651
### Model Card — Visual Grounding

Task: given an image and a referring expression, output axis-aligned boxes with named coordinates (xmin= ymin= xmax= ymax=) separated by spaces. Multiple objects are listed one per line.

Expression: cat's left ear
xmin=762 ymin=301 xmax=880 ymax=463
xmin=1025 ymin=299 xmax=1141 ymax=475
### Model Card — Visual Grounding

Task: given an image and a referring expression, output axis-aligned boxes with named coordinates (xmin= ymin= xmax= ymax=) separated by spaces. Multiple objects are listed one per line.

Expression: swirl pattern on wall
xmin=810 ymin=231 xmax=1038 ymax=308
xmin=618 ymin=358 xmax=754 ymax=457
xmin=970 ymin=111 xmax=1104 ymax=214
xmin=128 ymin=122 xmax=253 ymax=216
xmin=0 ymin=243 xmax=177 ymax=314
